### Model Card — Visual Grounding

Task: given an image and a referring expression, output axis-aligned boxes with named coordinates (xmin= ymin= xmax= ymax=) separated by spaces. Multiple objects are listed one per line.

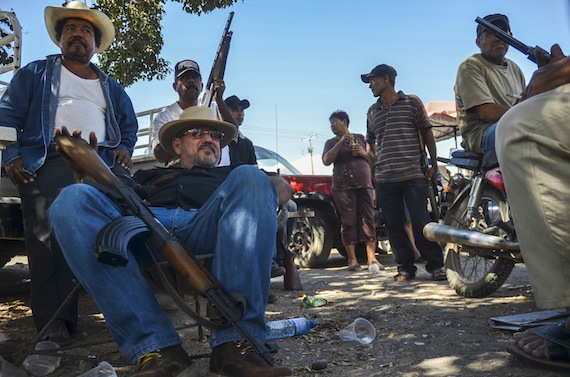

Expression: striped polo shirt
xmin=365 ymin=91 xmax=431 ymax=183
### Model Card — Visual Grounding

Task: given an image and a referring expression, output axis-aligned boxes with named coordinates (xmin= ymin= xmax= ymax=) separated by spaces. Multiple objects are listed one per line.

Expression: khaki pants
xmin=496 ymin=83 xmax=570 ymax=309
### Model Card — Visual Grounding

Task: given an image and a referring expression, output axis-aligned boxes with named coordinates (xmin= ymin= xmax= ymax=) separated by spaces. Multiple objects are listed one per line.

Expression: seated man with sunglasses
xmin=48 ymin=106 xmax=293 ymax=377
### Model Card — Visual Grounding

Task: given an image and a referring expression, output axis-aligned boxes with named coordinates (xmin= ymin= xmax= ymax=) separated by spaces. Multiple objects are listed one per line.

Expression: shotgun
xmin=475 ymin=17 xmax=551 ymax=65
xmin=201 ymin=12 xmax=234 ymax=107
xmin=53 ymin=134 xmax=275 ymax=366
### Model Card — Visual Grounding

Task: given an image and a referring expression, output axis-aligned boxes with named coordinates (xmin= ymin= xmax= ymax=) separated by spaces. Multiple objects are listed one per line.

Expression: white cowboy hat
xmin=44 ymin=1 xmax=115 ymax=53
xmin=159 ymin=106 xmax=237 ymax=157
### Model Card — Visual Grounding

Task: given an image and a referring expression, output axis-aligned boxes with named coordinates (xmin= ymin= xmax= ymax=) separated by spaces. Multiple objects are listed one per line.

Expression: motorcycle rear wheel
xmin=444 ymin=187 xmax=515 ymax=298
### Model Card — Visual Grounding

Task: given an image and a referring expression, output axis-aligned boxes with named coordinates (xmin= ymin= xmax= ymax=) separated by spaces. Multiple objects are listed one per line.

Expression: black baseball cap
xmin=224 ymin=95 xmax=250 ymax=110
xmin=477 ymin=14 xmax=510 ymax=37
xmin=361 ymin=64 xmax=398 ymax=83
xmin=174 ymin=60 xmax=201 ymax=81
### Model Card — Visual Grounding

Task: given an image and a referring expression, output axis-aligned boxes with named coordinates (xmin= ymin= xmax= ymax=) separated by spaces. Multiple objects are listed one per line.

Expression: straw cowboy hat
xmin=44 ymin=1 xmax=115 ymax=53
xmin=159 ymin=106 xmax=237 ymax=157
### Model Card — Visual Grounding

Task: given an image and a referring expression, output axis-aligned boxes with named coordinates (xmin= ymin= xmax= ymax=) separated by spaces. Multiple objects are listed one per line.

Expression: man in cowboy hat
xmin=0 ymin=1 xmax=137 ymax=345
xmin=49 ymin=106 xmax=293 ymax=376
xmin=151 ymin=59 xmax=237 ymax=164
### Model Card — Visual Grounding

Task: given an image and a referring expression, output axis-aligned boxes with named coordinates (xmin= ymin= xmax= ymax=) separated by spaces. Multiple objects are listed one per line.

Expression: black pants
xmin=375 ymin=178 xmax=444 ymax=275
xmin=19 ymin=150 xmax=78 ymax=332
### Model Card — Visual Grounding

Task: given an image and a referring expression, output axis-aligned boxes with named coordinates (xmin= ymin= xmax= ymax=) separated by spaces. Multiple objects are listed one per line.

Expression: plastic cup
xmin=0 ymin=356 xmax=28 ymax=377
xmin=22 ymin=341 xmax=61 ymax=376
xmin=338 ymin=317 xmax=376 ymax=344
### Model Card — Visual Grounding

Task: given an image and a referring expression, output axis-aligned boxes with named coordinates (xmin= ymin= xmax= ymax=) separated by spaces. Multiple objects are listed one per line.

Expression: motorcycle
xmin=424 ymin=149 xmax=523 ymax=298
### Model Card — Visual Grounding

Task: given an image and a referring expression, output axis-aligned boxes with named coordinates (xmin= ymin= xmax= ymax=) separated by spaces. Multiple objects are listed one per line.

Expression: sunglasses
xmin=179 ymin=128 xmax=224 ymax=141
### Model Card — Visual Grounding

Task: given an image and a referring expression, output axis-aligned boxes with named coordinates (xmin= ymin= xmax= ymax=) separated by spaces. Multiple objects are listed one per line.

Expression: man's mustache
xmin=184 ymin=83 xmax=200 ymax=91
xmin=68 ymin=36 xmax=87 ymax=48
xmin=198 ymin=143 xmax=216 ymax=153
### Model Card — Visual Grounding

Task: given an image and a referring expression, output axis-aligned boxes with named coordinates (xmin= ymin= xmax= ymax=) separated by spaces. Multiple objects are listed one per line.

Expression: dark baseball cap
xmin=224 ymin=95 xmax=250 ymax=110
xmin=477 ymin=14 xmax=510 ymax=37
xmin=174 ymin=60 xmax=201 ymax=81
xmin=361 ymin=64 xmax=398 ymax=83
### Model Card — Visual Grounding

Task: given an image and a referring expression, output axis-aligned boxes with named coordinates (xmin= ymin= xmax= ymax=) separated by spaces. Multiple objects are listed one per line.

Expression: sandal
xmin=506 ymin=321 xmax=570 ymax=372
xmin=430 ymin=267 xmax=447 ymax=281
xmin=394 ymin=271 xmax=414 ymax=282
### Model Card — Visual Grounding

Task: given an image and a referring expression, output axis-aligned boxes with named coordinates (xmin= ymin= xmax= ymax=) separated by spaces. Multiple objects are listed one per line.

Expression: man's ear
xmin=475 ymin=36 xmax=482 ymax=49
xmin=172 ymin=138 xmax=182 ymax=155
xmin=172 ymin=82 xmax=177 ymax=91
xmin=199 ymin=81 xmax=204 ymax=93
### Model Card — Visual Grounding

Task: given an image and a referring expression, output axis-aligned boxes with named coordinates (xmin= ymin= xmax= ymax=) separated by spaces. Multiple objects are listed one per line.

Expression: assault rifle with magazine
xmin=53 ymin=133 xmax=276 ymax=366
xmin=475 ymin=16 xmax=551 ymax=65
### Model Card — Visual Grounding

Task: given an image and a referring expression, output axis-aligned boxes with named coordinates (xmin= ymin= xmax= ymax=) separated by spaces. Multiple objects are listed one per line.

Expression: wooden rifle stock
xmin=54 ymin=135 xmax=275 ymax=365
xmin=201 ymin=12 xmax=234 ymax=107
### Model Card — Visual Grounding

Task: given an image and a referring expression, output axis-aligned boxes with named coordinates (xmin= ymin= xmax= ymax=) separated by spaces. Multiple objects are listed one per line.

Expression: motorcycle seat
xmin=449 ymin=150 xmax=482 ymax=170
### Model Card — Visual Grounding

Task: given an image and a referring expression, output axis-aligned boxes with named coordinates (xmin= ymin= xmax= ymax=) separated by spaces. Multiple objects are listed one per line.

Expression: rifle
xmin=201 ymin=12 xmax=234 ymax=107
xmin=418 ymin=132 xmax=440 ymax=221
xmin=475 ymin=17 xmax=551 ymax=65
xmin=53 ymin=134 xmax=275 ymax=366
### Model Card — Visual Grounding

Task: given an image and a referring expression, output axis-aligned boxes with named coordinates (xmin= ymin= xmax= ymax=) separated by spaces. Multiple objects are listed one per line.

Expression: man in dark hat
xmin=151 ymin=59 xmax=237 ymax=164
xmin=224 ymin=95 xmax=257 ymax=165
xmin=454 ymin=13 xmax=526 ymax=168
xmin=0 ymin=1 xmax=137 ymax=345
xmin=361 ymin=64 xmax=445 ymax=282
xmin=49 ymin=106 xmax=294 ymax=377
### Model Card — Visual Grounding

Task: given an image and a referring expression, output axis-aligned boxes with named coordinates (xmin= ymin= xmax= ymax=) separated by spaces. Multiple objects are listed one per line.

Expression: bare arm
xmin=521 ymin=44 xmax=570 ymax=100
xmin=422 ymin=128 xmax=439 ymax=182
xmin=473 ymin=102 xmax=508 ymax=123
xmin=214 ymin=79 xmax=238 ymax=126
xmin=366 ymin=142 xmax=375 ymax=178
xmin=322 ymin=134 xmax=352 ymax=166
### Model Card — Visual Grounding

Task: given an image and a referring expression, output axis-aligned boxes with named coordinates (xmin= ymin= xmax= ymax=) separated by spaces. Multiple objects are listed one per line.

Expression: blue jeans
xmin=375 ymin=178 xmax=444 ymax=275
xmin=481 ymin=123 xmax=499 ymax=168
xmin=48 ymin=165 xmax=277 ymax=362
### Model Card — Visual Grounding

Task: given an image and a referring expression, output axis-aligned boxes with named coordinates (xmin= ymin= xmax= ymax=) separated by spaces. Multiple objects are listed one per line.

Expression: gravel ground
xmin=0 ymin=251 xmax=568 ymax=377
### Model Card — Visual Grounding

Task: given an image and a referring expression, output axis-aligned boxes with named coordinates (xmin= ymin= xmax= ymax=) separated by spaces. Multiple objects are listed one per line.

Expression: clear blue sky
xmin=2 ymin=0 xmax=570 ymax=173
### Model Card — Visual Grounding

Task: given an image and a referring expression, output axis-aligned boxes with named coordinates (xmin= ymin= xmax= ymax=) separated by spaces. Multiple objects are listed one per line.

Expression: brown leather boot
xmin=133 ymin=345 xmax=198 ymax=377
xmin=209 ymin=340 xmax=292 ymax=377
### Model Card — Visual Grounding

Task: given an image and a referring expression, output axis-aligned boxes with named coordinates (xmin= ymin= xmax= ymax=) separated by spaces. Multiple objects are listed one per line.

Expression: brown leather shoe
xmin=133 ymin=345 xmax=198 ymax=377
xmin=209 ymin=340 xmax=292 ymax=377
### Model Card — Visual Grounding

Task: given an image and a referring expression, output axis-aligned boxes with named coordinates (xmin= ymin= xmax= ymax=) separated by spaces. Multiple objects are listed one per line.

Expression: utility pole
xmin=302 ymin=135 xmax=316 ymax=174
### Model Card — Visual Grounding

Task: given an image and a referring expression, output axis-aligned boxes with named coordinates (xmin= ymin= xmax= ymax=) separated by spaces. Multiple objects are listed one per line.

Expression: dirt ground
xmin=0 ymin=251 xmax=569 ymax=377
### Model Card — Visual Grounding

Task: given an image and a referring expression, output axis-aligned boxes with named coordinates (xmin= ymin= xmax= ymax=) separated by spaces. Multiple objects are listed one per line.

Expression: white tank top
xmin=55 ymin=65 xmax=107 ymax=142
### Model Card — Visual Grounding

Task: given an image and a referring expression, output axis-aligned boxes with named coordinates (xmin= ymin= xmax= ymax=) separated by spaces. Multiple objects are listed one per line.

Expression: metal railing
xmin=132 ymin=106 xmax=165 ymax=166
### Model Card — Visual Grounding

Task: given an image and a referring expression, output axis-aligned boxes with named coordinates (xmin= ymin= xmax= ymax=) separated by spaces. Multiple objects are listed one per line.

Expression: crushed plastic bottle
xmin=303 ymin=295 xmax=328 ymax=307
xmin=266 ymin=318 xmax=316 ymax=340
xmin=77 ymin=361 xmax=117 ymax=377
xmin=22 ymin=341 xmax=60 ymax=376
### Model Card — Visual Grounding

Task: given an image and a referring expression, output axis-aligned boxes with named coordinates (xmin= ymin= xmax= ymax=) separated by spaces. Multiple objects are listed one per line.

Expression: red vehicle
xmin=255 ymin=146 xmax=387 ymax=268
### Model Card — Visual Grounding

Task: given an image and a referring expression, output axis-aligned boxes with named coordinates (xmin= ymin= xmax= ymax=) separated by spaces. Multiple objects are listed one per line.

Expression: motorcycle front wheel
xmin=443 ymin=187 xmax=515 ymax=298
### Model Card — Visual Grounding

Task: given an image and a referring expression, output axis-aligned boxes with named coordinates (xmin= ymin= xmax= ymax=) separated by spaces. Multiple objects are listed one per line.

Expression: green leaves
xmin=0 ymin=0 xmax=238 ymax=87
xmin=96 ymin=0 xmax=238 ymax=87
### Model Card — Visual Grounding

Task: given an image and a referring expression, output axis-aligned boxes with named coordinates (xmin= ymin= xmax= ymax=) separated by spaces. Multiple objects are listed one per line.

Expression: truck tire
xmin=289 ymin=207 xmax=332 ymax=268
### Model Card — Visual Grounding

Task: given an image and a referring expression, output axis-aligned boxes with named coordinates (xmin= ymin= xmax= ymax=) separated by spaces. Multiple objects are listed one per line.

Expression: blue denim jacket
xmin=0 ymin=54 xmax=138 ymax=173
